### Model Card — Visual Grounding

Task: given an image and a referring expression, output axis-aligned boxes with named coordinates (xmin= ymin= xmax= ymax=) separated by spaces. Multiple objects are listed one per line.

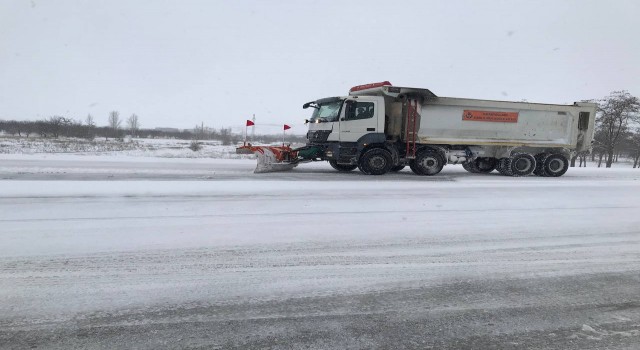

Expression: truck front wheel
xmin=412 ymin=149 xmax=445 ymax=176
xmin=358 ymin=148 xmax=393 ymax=175
xmin=329 ymin=160 xmax=358 ymax=172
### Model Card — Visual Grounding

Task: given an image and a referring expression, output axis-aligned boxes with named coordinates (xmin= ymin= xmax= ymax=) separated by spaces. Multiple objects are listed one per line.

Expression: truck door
xmin=339 ymin=97 xmax=379 ymax=142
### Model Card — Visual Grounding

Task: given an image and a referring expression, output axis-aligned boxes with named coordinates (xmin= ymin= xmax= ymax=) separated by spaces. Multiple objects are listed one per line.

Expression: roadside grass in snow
xmin=0 ymin=136 xmax=250 ymax=159
xmin=0 ymin=135 xmax=636 ymax=167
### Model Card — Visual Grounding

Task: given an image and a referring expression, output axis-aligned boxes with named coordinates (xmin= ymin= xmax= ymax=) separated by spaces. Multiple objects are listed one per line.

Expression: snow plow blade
xmin=236 ymin=145 xmax=299 ymax=173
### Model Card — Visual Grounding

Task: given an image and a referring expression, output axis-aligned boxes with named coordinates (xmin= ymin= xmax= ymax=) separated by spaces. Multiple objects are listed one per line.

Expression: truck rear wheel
xmin=543 ymin=154 xmax=569 ymax=177
xmin=509 ymin=153 xmax=536 ymax=176
xmin=413 ymin=149 xmax=445 ymax=176
xmin=358 ymin=148 xmax=392 ymax=175
xmin=533 ymin=153 xmax=549 ymax=176
xmin=497 ymin=158 xmax=512 ymax=176
xmin=329 ymin=160 xmax=357 ymax=172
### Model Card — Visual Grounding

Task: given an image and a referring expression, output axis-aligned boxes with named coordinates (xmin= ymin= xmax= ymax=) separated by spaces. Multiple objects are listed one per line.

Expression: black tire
xmin=496 ymin=158 xmax=512 ymax=176
xmin=409 ymin=160 xmax=423 ymax=175
xmin=543 ymin=153 xmax=569 ymax=177
xmin=413 ymin=149 xmax=445 ymax=176
xmin=509 ymin=153 xmax=536 ymax=177
xmin=495 ymin=158 xmax=504 ymax=173
xmin=390 ymin=165 xmax=406 ymax=172
xmin=462 ymin=162 xmax=477 ymax=173
xmin=358 ymin=148 xmax=393 ymax=175
xmin=474 ymin=157 xmax=497 ymax=173
xmin=329 ymin=160 xmax=357 ymax=172
xmin=533 ymin=153 xmax=549 ymax=176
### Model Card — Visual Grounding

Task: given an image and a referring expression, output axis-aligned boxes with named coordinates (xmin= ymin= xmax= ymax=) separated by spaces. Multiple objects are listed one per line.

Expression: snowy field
xmin=1 ymin=140 xmax=640 ymax=349
xmin=0 ymin=136 xmax=262 ymax=159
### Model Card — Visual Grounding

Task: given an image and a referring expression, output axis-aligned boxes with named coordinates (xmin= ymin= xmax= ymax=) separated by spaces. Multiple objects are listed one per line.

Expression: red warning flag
xmin=246 ymin=120 xmax=255 ymax=126
xmin=283 ymin=124 xmax=291 ymax=130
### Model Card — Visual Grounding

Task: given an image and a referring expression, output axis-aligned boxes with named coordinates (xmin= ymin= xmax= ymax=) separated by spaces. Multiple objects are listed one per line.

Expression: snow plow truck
xmin=237 ymin=81 xmax=596 ymax=177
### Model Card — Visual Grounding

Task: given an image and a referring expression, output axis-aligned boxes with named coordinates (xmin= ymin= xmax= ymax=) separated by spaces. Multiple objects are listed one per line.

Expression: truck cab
xmin=306 ymin=95 xmax=386 ymax=144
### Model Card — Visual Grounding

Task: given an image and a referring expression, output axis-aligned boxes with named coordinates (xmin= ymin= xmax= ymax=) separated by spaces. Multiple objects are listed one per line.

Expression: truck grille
xmin=307 ymin=130 xmax=331 ymax=143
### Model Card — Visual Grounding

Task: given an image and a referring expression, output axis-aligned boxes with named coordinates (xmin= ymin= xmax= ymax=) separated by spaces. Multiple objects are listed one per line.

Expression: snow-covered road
xmin=1 ymin=156 xmax=640 ymax=349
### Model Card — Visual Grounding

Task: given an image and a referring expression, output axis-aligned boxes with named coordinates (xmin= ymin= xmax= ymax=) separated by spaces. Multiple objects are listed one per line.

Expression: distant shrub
xmin=189 ymin=140 xmax=202 ymax=151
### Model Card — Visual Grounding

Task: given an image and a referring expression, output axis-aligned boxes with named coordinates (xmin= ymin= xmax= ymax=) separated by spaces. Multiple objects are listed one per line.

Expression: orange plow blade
xmin=236 ymin=145 xmax=299 ymax=173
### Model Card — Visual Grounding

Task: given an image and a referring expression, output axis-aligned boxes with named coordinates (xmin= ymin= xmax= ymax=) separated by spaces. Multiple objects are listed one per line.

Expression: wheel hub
xmin=515 ymin=158 xmax=531 ymax=171
xmin=422 ymin=157 xmax=436 ymax=168
xmin=370 ymin=156 xmax=385 ymax=169
xmin=548 ymin=159 xmax=563 ymax=172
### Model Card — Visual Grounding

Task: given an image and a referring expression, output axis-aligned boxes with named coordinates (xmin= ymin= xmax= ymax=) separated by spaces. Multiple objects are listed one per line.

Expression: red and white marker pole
xmin=245 ymin=119 xmax=254 ymax=146
xmin=283 ymin=124 xmax=291 ymax=146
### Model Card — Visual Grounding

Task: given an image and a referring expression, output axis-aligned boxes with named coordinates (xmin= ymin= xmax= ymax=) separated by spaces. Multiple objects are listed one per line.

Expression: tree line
xmin=588 ymin=91 xmax=640 ymax=168
xmin=0 ymin=111 xmax=306 ymax=145
xmin=1 ymin=92 xmax=638 ymax=160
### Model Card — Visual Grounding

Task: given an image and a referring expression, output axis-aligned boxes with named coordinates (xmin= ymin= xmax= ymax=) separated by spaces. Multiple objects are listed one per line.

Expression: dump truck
xmin=238 ymin=81 xmax=596 ymax=177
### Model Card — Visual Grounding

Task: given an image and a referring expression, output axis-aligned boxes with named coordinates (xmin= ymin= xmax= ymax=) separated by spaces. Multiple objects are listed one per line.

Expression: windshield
xmin=309 ymin=100 xmax=343 ymax=123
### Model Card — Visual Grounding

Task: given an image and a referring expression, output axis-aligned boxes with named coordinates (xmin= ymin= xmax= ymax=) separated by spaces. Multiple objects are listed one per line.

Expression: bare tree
xmin=21 ymin=121 xmax=35 ymax=137
xmin=85 ymin=114 xmax=96 ymax=139
xmin=630 ymin=130 xmax=640 ymax=168
xmin=35 ymin=120 xmax=48 ymax=137
xmin=577 ymin=150 xmax=589 ymax=167
xmin=193 ymin=122 xmax=205 ymax=140
xmin=219 ymin=127 xmax=232 ymax=145
xmin=127 ymin=114 xmax=140 ymax=137
xmin=4 ymin=120 xmax=21 ymax=136
xmin=108 ymin=111 xmax=121 ymax=139
xmin=596 ymin=91 xmax=640 ymax=168
xmin=85 ymin=114 xmax=95 ymax=127
xmin=46 ymin=116 xmax=73 ymax=138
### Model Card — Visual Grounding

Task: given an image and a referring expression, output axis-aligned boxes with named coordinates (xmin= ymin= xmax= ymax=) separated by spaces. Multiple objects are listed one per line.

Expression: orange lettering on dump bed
xmin=462 ymin=110 xmax=519 ymax=123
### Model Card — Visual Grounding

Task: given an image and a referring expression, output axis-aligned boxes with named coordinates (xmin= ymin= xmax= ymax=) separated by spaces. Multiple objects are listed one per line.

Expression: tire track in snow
xmin=1 ymin=205 xmax=638 ymax=223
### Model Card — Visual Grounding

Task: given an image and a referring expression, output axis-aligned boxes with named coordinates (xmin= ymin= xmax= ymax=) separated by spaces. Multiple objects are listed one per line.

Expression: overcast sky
xmin=1 ymin=0 xmax=638 ymax=134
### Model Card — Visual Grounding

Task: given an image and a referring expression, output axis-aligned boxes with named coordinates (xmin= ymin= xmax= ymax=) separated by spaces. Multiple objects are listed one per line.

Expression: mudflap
xmin=236 ymin=145 xmax=299 ymax=173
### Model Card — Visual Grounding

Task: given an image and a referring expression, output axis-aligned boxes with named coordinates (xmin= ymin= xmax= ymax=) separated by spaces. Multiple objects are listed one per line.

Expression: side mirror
xmin=304 ymin=119 xmax=309 ymax=124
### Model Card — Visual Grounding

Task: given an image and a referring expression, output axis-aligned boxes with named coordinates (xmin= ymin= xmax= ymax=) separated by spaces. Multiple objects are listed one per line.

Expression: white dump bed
xmin=419 ymin=97 xmax=596 ymax=149
xmin=350 ymin=85 xmax=597 ymax=152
